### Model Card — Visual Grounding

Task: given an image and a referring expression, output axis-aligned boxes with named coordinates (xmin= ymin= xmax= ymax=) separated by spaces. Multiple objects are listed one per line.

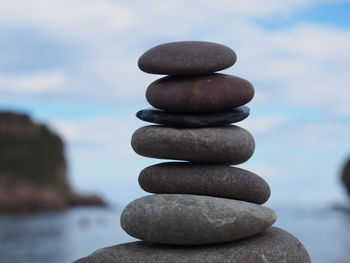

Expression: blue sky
xmin=1 ymin=0 xmax=350 ymax=207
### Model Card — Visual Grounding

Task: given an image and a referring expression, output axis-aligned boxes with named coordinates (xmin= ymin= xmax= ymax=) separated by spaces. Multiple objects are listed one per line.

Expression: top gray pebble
xmin=138 ymin=41 xmax=237 ymax=75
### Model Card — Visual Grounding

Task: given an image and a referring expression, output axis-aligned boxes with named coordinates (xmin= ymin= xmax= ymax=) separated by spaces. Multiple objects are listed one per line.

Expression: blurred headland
xmin=0 ymin=111 xmax=105 ymax=213
xmin=341 ymin=157 xmax=350 ymax=197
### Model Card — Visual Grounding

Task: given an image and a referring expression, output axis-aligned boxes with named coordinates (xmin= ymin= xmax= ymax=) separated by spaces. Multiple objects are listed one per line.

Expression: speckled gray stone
xmin=120 ymin=194 xmax=276 ymax=245
xmin=139 ymin=162 xmax=270 ymax=204
xmin=146 ymin=74 xmax=254 ymax=113
xmin=131 ymin=125 xmax=255 ymax=164
xmin=138 ymin=41 xmax=236 ymax=75
xmin=136 ymin=106 xmax=250 ymax=127
xmin=74 ymin=227 xmax=311 ymax=263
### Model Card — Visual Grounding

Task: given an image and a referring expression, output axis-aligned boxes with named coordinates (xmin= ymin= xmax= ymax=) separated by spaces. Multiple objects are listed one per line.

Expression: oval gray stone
xmin=139 ymin=162 xmax=270 ymax=204
xmin=146 ymin=74 xmax=254 ymax=113
xmin=131 ymin=125 xmax=255 ymax=164
xmin=138 ymin=41 xmax=237 ymax=75
xmin=120 ymin=194 xmax=276 ymax=245
xmin=136 ymin=106 xmax=250 ymax=127
xmin=74 ymin=227 xmax=311 ymax=263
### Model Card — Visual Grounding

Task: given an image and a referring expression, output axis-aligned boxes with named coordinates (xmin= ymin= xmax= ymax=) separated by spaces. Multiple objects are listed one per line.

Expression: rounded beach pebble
xmin=74 ymin=227 xmax=311 ymax=263
xmin=131 ymin=125 xmax=255 ymax=164
xmin=139 ymin=162 xmax=270 ymax=204
xmin=120 ymin=194 xmax=276 ymax=245
xmin=146 ymin=74 xmax=254 ymax=113
xmin=138 ymin=41 xmax=236 ymax=75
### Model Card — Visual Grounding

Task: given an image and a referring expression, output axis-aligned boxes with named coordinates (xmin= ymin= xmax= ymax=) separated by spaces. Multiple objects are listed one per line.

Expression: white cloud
xmin=241 ymin=115 xmax=290 ymax=134
xmin=1 ymin=0 xmax=350 ymax=205
xmin=51 ymin=114 xmax=143 ymax=161
xmin=241 ymin=163 xmax=285 ymax=181
xmin=0 ymin=0 xmax=333 ymax=34
xmin=241 ymin=112 xmax=350 ymax=153
xmin=227 ymin=23 xmax=350 ymax=115
xmin=0 ymin=0 xmax=349 ymax=114
xmin=188 ymin=0 xmax=328 ymax=17
xmin=283 ymin=120 xmax=350 ymax=151
xmin=0 ymin=70 xmax=66 ymax=93
xmin=0 ymin=0 xmax=136 ymax=39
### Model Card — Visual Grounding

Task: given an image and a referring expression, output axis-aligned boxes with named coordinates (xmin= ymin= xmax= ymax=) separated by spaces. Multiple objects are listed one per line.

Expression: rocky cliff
xmin=0 ymin=112 xmax=104 ymax=212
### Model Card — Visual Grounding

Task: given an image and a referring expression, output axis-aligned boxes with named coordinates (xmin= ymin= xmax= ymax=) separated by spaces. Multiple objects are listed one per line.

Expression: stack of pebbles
xmin=74 ymin=41 xmax=311 ymax=263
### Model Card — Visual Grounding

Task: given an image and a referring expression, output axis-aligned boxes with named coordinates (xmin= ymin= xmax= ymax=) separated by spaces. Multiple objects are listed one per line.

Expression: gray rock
xmin=138 ymin=41 xmax=236 ymax=75
xmin=74 ymin=227 xmax=311 ymax=263
xmin=146 ymin=74 xmax=254 ymax=113
xmin=120 ymin=194 xmax=276 ymax=245
xmin=136 ymin=106 xmax=250 ymax=127
xmin=131 ymin=125 xmax=255 ymax=164
xmin=139 ymin=162 xmax=270 ymax=204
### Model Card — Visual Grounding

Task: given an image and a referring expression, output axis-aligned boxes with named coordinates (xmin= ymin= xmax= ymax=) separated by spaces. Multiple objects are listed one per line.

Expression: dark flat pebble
xmin=136 ymin=106 xmax=249 ymax=127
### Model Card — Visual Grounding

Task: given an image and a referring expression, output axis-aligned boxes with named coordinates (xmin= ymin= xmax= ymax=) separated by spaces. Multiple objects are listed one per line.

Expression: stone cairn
xmin=75 ymin=41 xmax=311 ymax=262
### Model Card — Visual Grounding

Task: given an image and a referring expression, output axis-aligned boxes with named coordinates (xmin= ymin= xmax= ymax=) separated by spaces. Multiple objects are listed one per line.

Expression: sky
xmin=0 ymin=0 xmax=350 ymax=208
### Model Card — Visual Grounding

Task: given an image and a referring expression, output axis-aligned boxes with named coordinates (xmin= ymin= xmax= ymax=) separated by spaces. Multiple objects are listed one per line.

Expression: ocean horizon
xmin=0 ymin=202 xmax=349 ymax=263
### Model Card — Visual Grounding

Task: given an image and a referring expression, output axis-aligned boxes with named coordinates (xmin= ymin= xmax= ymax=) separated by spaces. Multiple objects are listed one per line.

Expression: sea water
xmin=0 ymin=205 xmax=349 ymax=263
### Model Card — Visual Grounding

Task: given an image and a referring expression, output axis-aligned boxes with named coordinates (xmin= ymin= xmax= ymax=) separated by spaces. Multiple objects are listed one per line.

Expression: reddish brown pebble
xmin=146 ymin=74 xmax=254 ymax=113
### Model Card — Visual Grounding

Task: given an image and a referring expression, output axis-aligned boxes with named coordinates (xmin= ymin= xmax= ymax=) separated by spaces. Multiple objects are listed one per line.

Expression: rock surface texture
xmin=146 ymin=74 xmax=254 ymax=113
xmin=74 ymin=227 xmax=311 ymax=263
xmin=121 ymin=194 xmax=276 ymax=245
xmin=131 ymin=125 xmax=255 ymax=164
xmin=139 ymin=162 xmax=270 ymax=204
xmin=74 ymin=41 xmax=311 ymax=262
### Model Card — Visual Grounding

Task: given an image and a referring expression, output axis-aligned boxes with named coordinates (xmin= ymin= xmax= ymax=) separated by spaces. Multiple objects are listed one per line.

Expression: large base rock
xmin=74 ymin=227 xmax=311 ymax=263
